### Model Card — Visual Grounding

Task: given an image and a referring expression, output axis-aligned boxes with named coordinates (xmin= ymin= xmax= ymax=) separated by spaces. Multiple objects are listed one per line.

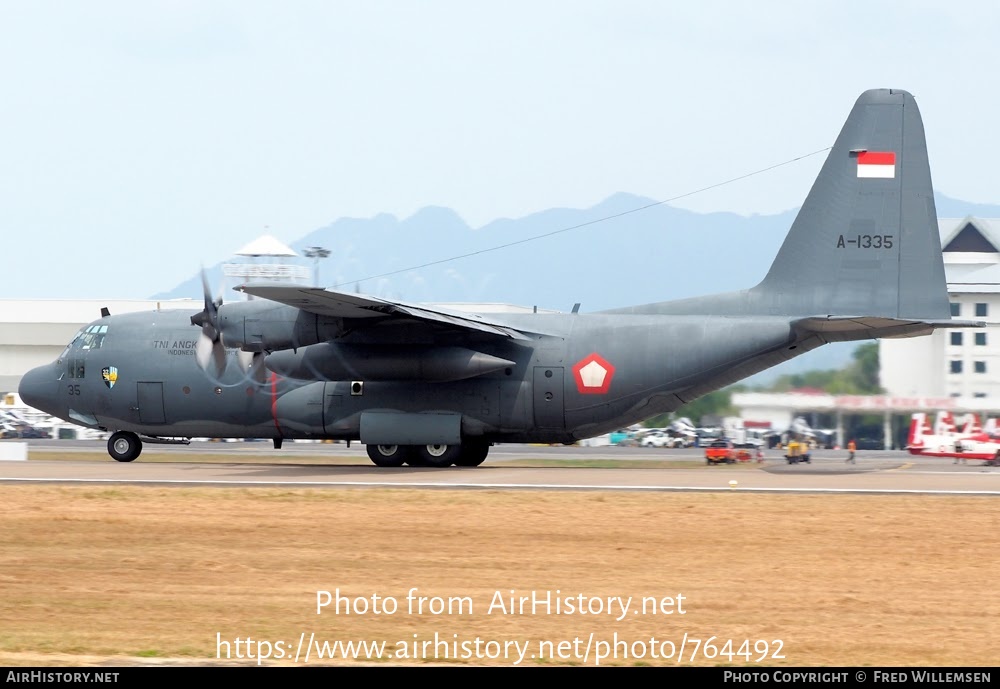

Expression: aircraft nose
xmin=18 ymin=365 xmax=58 ymax=414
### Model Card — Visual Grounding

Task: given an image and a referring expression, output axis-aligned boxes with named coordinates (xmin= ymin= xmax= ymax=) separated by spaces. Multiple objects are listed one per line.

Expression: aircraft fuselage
xmin=20 ymin=309 xmax=798 ymax=446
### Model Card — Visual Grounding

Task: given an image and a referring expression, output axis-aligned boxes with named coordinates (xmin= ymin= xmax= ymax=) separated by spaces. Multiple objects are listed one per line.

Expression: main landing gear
xmin=365 ymin=440 xmax=491 ymax=468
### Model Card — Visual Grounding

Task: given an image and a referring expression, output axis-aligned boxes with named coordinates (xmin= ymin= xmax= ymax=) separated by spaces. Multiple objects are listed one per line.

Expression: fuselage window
xmin=67 ymin=359 xmax=85 ymax=379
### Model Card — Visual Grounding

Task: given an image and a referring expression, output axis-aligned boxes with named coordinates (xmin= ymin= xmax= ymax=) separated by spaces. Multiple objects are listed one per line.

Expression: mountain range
xmin=153 ymin=191 xmax=1000 ymax=384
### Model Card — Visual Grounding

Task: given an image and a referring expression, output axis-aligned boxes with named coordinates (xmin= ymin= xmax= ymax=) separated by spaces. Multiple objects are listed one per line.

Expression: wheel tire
xmin=455 ymin=440 xmax=490 ymax=467
xmin=108 ymin=431 xmax=142 ymax=462
xmin=415 ymin=444 xmax=462 ymax=468
xmin=365 ymin=444 xmax=409 ymax=467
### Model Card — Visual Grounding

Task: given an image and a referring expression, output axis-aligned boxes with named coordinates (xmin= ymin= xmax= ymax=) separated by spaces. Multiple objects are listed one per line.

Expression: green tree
xmin=767 ymin=343 xmax=882 ymax=395
xmin=645 ymin=389 xmax=738 ymax=428
xmin=845 ymin=342 xmax=882 ymax=393
xmin=642 ymin=343 xmax=882 ymax=428
xmin=768 ymin=370 xmax=839 ymax=392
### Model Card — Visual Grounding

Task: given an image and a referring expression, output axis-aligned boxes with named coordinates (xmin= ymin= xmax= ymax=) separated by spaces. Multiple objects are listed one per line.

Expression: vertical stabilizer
xmin=908 ymin=412 xmax=929 ymax=448
xmin=961 ymin=413 xmax=981 ymax=435
xmin=935 ymin=411 xmax=957 ymax=436
xmin=753 ymin=89 xmax=950 ymax=320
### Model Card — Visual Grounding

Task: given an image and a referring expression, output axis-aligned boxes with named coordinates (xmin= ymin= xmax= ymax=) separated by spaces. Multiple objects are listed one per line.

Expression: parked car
xmin=579 ymin=434 xmax=612 ymax=447
xmin=730 ymin=435 xmax=765 ymax=450
xmin=666 ymin=430 xmax=697 ymax=447
xmin=610 ymin=429 xmax=640 ymax=446
xmin=639 ymin=431 xmax=685 ymax=448
xmin=1 ymin=424 xmax=50 ymax=439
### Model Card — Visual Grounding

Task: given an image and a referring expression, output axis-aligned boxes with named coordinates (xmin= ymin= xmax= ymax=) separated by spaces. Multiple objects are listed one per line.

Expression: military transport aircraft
xmin=18 ymin=88 xmax=984 ymax=467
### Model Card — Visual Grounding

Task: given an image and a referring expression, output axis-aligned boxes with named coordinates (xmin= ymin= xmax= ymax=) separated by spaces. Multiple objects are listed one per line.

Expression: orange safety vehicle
xmin=704 ymin=438 xmax=753 ymax=465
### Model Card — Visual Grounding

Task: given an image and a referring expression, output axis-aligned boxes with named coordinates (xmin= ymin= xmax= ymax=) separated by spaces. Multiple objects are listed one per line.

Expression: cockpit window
xmin=57 ymin=325 xmax=109 ymax=378
xmin=67 ymin=325 xmax=108 ymax=352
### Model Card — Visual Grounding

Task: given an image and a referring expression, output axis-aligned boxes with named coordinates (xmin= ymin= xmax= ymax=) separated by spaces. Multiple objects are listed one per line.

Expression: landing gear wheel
xmin=366 ymin=444 xmax=410 ymax=467
xmin=455 ymin=440 xmax=490 ymax=467
xmin=415 ymin=444 xmax=462 ymax=468
xmin=108 ymin=431 xmax=142 ymax=462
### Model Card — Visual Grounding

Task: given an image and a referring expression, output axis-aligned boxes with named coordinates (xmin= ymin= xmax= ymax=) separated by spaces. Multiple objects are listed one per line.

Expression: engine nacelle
xmin=217 ymin=301 xmax=346 ymax=352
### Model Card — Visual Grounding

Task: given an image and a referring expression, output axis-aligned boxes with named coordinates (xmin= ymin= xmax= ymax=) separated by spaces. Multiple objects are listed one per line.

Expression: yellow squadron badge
xmin=102 ymin=366 xmax=118 ymax=390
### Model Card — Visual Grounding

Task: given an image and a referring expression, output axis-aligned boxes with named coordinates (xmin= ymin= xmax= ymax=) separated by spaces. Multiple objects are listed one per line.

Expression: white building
xmin=881 ymin=217 xmax=1000 ymax=398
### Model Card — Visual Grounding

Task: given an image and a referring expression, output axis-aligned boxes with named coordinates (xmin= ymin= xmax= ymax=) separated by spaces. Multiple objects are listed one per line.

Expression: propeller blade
xmin=238 ymin=350 xmax=267 ymax=384
xmin=193 ymin=268 xmax=229 ymax=379
xmin=193 ymin=269 xmax=266 ymax=387
xmin=195 ymin=333 xmax=216 ymax=371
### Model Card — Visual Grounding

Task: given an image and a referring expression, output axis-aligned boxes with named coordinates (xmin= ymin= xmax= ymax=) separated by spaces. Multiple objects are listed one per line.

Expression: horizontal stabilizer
xmin=794 ymin=315 xmax=985 ymax=341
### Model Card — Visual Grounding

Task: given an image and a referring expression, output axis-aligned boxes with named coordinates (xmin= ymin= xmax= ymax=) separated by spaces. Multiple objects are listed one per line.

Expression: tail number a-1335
xmin=837 ymin=234 xmax=893 ymax=249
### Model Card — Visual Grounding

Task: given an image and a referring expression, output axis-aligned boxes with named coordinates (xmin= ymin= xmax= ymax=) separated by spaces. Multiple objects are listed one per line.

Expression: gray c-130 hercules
xmin=18 ymin=88 xmax=984 ymax=467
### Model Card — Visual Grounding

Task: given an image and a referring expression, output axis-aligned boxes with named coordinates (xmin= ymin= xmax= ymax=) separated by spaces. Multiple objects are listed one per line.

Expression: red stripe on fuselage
xmin=270 ymin=372 xmax=282 ymax=436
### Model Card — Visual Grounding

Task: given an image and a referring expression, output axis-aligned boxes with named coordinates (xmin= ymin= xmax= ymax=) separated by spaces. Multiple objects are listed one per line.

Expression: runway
xmin=3 ymin=441 xmax=1000 ymax=494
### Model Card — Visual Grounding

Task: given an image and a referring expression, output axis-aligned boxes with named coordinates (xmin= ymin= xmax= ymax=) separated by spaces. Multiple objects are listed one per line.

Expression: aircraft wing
xmin=237 ymin=283 xmax=538 ymax=340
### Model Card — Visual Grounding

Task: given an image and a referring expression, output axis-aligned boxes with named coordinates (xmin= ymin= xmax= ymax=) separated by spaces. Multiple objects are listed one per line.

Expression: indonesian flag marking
xmin=857 ymin=151 xmax=895 ymax=179
xmin=572 ymin=352 xmax=615 ymax=395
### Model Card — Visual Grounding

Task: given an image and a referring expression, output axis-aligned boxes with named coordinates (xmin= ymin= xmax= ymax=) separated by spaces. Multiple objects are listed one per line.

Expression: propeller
xmin=191 ymin=269 xmax=227 ymax=378
xmin=190 ymin=269 xmax=268 ymax=387
xmin=238 ymin=348 xmax=268 ymax=384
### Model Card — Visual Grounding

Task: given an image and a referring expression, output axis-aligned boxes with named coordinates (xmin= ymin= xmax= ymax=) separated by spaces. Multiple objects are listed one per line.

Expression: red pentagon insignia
xmin=572 ymin=353 xmax=615 ymax=394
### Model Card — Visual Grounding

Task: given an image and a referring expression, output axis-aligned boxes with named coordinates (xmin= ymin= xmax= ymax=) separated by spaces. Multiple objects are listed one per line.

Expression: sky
xmin=3 ymin=0 xmax=1000 ymax=300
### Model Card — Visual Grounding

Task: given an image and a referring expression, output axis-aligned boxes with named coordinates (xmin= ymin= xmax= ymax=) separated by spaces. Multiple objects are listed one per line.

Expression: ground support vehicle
xmin=705 ymin=439 xmax=752 ymax=465
xmin=783 ymin=441 xmax=812 ymax=464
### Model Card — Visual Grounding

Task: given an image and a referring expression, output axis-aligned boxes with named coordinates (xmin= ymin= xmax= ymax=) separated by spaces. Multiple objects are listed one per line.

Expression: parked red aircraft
xmin=907 ymin=412 xmax=1000 ymax=465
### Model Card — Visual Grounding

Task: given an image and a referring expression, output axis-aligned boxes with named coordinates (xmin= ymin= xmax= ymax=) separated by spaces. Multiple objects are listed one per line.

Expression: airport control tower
xmin=222 ymin=234 xmax=311 ymax=298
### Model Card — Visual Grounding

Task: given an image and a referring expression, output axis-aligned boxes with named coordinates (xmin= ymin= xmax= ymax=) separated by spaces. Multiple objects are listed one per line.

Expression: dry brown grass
xmin=1 ymin=485 xmax=998 ymax=667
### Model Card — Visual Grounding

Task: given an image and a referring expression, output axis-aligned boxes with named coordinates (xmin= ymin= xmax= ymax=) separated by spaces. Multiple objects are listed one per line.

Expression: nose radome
xmin=18 ymin=365 xmax=57 ymax=415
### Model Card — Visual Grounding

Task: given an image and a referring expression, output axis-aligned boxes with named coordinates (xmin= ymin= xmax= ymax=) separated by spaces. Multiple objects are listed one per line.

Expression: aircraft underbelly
xmin=273 ymin=379 xmax=504 ymax=440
